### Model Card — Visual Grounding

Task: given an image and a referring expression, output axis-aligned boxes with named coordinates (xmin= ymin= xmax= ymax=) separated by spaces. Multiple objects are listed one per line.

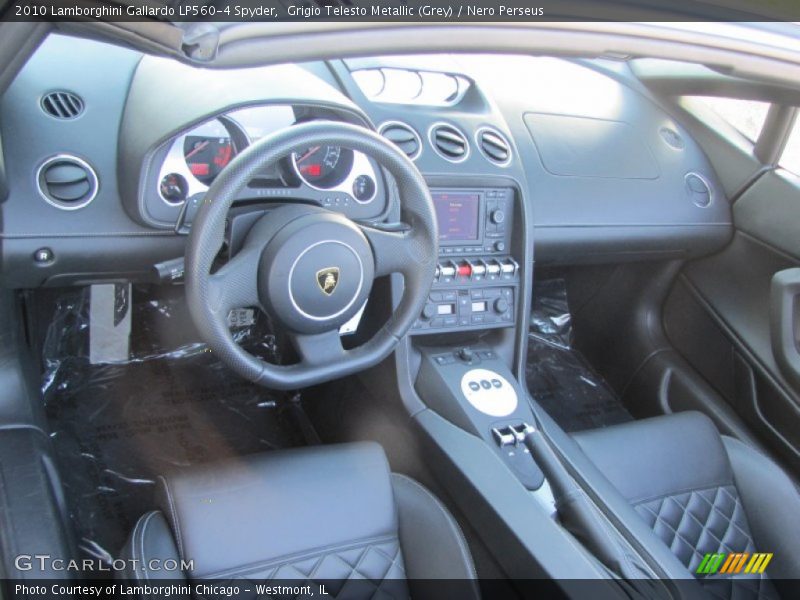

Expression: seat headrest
xmin=573 ymin=411 xmax=733 ymax=504
xmin=156 ymin=442 xmax=396 ymax=578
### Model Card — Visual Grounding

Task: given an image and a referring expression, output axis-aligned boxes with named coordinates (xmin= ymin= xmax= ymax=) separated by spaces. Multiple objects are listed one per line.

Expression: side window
xmin=779 ymin=115 xmax=800 ymax=176
xmin=682 ymin=96 xmax=770 ymax=143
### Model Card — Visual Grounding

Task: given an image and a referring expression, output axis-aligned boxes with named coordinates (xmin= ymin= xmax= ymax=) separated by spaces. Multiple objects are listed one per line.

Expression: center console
xmin=412 ymin=187 xmax=519 ymax=334
xmin=389 ymin=175 xmax=658 ymax=584
xmin=415 ymin=343 xmax=552 ymax=501
xmin=409 ymin=185 xmax=543 ymax=492
xmin=386 ymin=177 xmax=628 ymax=583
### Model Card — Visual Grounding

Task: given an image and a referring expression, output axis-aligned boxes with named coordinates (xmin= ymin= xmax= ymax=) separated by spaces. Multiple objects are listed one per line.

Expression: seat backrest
xmin=121 ymin=442 xmax=480 ymax=598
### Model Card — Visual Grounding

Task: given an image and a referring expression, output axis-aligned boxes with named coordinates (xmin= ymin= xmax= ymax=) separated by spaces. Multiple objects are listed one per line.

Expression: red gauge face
xmin=184 ymin=135 xmax=235 ymax=185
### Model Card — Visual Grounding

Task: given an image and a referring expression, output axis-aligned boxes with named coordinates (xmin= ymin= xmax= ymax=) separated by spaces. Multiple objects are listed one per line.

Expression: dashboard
xmin=0 ymin=34 xmax=733 ymax=293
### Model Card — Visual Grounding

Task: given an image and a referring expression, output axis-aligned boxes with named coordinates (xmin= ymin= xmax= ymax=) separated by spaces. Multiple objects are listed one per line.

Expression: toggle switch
xmin=492 ymin=423 xmax=536 ymax=448
xmin=492 ymin=427 xmax=516 ymax=447
xmin=439 ymin=263 xmax=456 ymax=278
xmin=486 ymin=260 xmax=501 ymax=276
xmin=511 ymin=423 xmax=536 ymax=443
xmin=501 ymin=260 xmax=516 ymax=275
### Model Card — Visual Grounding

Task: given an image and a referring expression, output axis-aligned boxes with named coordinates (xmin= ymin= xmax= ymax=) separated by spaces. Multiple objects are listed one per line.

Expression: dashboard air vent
xmin=430 ymin=123 xmax=468 ymax=162
xmin=37 ymin=155 xmax=98 ymax=210
xmin=379 ymin=121 xmax=421 ymax=160
xmin=477 ymin=128 xmax=511 ymax=165
xmin=41 ymin=91 xmax=84 ymax=119
xmin=685 ymin=172 xmax=712 ymax=208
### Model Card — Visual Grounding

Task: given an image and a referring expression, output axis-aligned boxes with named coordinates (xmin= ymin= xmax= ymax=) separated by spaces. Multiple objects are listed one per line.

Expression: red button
xmin=457 ymin=263 xmax=472 ymax=277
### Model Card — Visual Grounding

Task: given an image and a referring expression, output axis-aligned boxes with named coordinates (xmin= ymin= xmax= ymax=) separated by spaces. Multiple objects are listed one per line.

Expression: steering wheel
xmin=185 ymin=121 xmax=438 ymax=390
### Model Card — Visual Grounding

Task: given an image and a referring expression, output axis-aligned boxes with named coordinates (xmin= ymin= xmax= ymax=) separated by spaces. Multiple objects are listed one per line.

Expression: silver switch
xmin=492 ymin=427 xmax=516 ymax=447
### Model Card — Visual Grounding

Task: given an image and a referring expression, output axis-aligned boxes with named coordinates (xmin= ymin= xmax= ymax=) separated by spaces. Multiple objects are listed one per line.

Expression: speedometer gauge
xmin=183 ymin=119 xmax=238 ymax=185
xmin=292 ymin=145 xmax=354 ymax=189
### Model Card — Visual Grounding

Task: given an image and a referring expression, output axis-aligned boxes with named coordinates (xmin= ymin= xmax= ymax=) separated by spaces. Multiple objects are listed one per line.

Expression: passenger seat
xmin=573 ymin=412 xmax=800 ymax=598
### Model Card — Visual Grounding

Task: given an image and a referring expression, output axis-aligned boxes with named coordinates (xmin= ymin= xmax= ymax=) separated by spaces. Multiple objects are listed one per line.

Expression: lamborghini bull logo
xmin=316 ymin=267 xmax=340 ymax=296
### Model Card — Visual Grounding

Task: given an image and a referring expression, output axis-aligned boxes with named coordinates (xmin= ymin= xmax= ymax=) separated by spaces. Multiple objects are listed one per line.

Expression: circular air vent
xmin=379 ymin=121 xmax=422 ymax=160
xmin=685 ymin=172 xmax=712 ymax=208
xmin=37 ymin=155 xmax=98 ymax=210
xmin=476 ymin=127 xmax=512 ymax=166
xmin=429 ymin=122 xmax=469 ymax=162
xmin=41 ymin=91 xmax=84 ymax=120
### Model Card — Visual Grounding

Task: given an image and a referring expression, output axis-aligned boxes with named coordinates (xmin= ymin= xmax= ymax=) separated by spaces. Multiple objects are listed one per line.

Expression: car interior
xmin=1 ymin=22 xmax=800 ymax=599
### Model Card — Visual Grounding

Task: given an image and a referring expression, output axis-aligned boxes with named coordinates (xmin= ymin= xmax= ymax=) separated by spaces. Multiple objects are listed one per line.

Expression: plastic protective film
xmin=526 ymin=279 xmax=633 ymax=433
xmin=42 ymin=285 xmax=305 ymax=568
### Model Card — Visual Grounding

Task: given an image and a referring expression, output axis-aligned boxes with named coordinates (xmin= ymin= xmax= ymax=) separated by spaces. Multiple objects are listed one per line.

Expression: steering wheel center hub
xmin=257 ymin=208 xmax=374 ymax=334
xmin=289 ymin=239 xmax=363 ymax=319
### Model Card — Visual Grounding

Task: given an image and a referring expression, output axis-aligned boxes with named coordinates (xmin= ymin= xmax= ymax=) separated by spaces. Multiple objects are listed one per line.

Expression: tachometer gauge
xmin=292 ymin=145 xmax=354 ymax=189
xmin=183 ymin=119 xmax=238 ymax=185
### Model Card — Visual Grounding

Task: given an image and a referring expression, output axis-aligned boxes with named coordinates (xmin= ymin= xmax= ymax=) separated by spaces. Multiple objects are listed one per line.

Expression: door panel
xmin=734 ymin=171 xmax=800 ymax=259
xmin=664 ymin=170 xmax=800 ymax=474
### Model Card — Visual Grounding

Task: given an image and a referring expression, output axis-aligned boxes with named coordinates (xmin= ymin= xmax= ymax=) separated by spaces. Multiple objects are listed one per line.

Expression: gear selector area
xmin=415 ymin=344 xmax=545 ymax=490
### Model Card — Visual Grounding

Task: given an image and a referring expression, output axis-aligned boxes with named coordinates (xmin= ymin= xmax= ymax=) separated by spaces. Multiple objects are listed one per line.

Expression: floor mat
xmin=41 ymin=285 xmax=306 ymax=564
xmin=526 ymin=279 xmax=633 ymax=432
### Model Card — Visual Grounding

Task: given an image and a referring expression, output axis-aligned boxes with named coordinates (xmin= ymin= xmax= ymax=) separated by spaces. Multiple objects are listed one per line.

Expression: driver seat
xmin=120 ymin=443 xmax=479 ymax=598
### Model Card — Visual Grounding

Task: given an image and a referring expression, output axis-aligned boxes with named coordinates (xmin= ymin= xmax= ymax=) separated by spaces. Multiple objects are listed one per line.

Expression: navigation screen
xmin=433 ymin=192 xmax=480 ymax=241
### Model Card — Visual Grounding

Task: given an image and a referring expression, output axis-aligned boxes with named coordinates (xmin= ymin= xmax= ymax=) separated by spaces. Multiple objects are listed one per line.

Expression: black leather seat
xmin=121 ymin=442 xmax=478 ymax=598
xmin=573 ymin=411 xmax=800 ymax=598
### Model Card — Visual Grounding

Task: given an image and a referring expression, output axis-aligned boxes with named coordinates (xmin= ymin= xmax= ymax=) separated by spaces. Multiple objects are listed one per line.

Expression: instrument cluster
xmin=155 ymin=105 xmax=384 ymax=219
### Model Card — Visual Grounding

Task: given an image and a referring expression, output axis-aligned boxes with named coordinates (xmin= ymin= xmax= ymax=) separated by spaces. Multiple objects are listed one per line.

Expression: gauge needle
xmin=295 ymin=146 xmax=321 ymax=163
xmin=185 ymin=140 xmax=210 ymax=160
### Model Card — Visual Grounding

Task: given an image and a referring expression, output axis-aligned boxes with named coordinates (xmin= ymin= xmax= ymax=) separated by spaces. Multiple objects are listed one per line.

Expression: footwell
xmin=526 ymin=279 xmax=633 ymax=432
xmin=40 ymin=285 xmax=307 ymax=565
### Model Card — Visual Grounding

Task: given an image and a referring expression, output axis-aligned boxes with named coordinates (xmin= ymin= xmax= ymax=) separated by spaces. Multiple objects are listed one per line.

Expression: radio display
xmin=432 ymin=191 xmax=481 ymax=241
